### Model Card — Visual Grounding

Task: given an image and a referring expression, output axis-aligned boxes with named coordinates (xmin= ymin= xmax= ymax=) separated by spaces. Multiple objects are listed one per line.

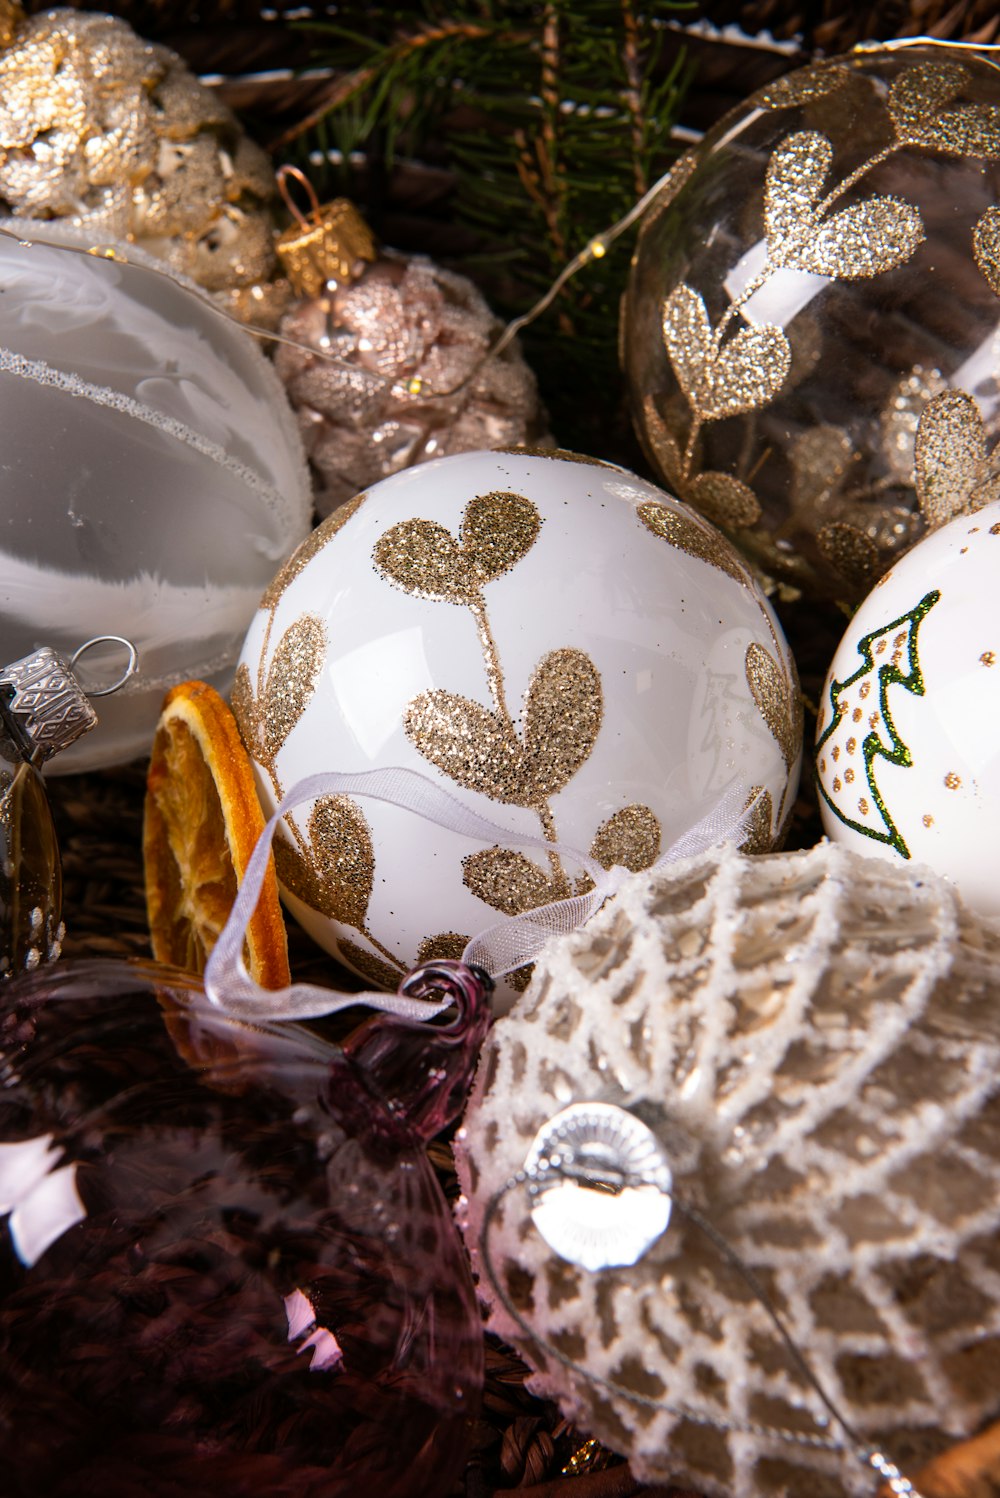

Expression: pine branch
xmin=283 ymin=1 xmax=693 ymax=452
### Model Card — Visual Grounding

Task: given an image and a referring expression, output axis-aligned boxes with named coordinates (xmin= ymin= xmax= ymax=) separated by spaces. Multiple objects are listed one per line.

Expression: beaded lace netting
xmin=455 ymin=841 xmax=1000 ymax=1498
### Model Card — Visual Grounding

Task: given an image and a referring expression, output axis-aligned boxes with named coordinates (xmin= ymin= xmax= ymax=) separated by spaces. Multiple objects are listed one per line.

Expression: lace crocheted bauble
xmin=0 ymin=7 xmax=284 ymax=320
xmin=274 ymin=252 xmax=550 ymax=515
xmin=455 ymin=841 xmax=1000 ymax=1498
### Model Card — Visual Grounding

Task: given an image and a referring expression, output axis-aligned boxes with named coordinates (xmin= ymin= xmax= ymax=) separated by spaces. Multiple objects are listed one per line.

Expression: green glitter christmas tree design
xmin=815 ymin=589 xmax=940 ymax=858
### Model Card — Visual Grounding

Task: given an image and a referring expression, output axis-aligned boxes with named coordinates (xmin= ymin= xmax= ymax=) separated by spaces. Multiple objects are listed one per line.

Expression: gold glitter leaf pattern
xmin=272 ymin=796 xmax=374 ymax=929
xmin=765 ymin=131 xmax=924 ymax=280
xmin=661 ymin=284 xmax=714 ymax=412
xmin=914 ymin=390 xmax=986 ymax=528
xmin=229 ymin=662 xmax=261 ymax=759
xmin=816 ymin=522 xmax=879 ymax=588
xmin=260 ymin=492 xmax=366 ymax=611
xmin=706 ymin=323 xmax=792 ymax=420
xmin=374 ymin=491 xmax=542 ymax=604
xmin=404 ymin=690 xmax=531 ymax=804
xmin=640 ymin=398 xmax=684 ymax=488
xmin=337 ymin=938 xmax=402 ymax=992
xmin=789 ymin=425 xmax=853 ymax=513
xmin=888 ymin=61 xmax=1000 ymax=158
xmin=460 ymin=492 xmax=542 ymax=583
xmin=638 ymin=502 xmax=748 ymax=586
xmin=690 ymin=471 xmax=762 ymax=528
xmin=745 ymin=644 xmax=800 ymax=770
xmin=973 ymin=205 xmax=1000 ymax=298
xmin=522 ymin=649 xmax=603 ymax=799
xmin=880 ymin=368 xmax=948 ymax=485
xmin=463 ymin=848 xmax=560 ymax=916
xmin=764 ymin=131 xmax=832 ymax=250
xmin=662 ymin=285 xmax=791 ymax=422
xmin=416 ymin=932 xmax=470 ymax=964
xmin=374 ymin=519 xmax=471 ymax=603
xmin=589 ymin=804 xmax=662 ymax=872
xmin=273 ymin=837 xmax=321 ymax=913
xmin=261 ymin=615 xmax=327 ymax=760
xmin=308 ymin=795 xmax=375 ymax=929
xmin=755 ymin=64 xmax=851 ymax=110
xmin=738 ymin=787 xmax=774 ymax=853
xmin=801 ymin=196 xmax=924 ymax=280
xmin=888 ymin=61 xmax=968 ymax=138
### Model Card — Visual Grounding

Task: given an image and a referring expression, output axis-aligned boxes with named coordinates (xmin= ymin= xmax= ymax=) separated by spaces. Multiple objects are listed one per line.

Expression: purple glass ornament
xmin=0 ymin=959 xmax=485 ymax=1497
xmin=343 ymin=960 xmax=494 ymax=1140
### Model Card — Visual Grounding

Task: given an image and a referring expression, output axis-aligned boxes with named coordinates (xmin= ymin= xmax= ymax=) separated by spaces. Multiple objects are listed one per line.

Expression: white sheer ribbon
xmin=204 ymin=767 xmax=760 ymax=1021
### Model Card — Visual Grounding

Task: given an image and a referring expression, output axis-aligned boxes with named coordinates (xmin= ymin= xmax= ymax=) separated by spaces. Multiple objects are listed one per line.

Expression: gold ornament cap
xmin=276 ymin=167 xmax=377 ymax=299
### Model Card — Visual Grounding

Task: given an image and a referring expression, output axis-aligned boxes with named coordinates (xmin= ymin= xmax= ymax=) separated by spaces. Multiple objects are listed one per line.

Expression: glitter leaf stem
xmin=536 ymin=800 xmax=571 ymax=897
xmin=814 ymin=141 xmax=897 ymax=218
xmin=468 ymin=593 xmax=517 ymax=735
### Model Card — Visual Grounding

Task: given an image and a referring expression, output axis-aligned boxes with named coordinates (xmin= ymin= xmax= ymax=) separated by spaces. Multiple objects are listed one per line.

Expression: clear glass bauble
xmin=623 ymin=45 xmax=1000 ymax=602
xmin=0 ymin=959 xmax=483 ymax=1496
xmin=0 ymin=223 xmax=311 ymax=771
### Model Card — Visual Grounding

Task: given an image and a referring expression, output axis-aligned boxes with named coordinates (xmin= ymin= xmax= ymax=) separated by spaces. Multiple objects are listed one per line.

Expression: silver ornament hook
xmin=68 ymin=635 xmax=138 ymax=697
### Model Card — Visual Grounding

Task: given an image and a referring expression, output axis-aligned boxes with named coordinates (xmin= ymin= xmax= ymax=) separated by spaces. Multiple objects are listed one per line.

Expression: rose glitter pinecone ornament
xmin=0 ymin=1 xmax=287 ymax=324
xmin=272 ymin=180 xmax=551 ymax=515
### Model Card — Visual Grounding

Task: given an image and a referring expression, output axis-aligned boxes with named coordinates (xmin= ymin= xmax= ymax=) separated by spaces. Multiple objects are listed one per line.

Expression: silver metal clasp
xmin=0 ymin=635 xmax=137 ymax=765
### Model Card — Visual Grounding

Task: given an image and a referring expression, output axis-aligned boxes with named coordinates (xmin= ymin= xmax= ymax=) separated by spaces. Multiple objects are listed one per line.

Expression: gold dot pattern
xmin=945 ymin=772 xmax=962 ymax=790
xmin=982 ymin=651 xmax=996 ymax=667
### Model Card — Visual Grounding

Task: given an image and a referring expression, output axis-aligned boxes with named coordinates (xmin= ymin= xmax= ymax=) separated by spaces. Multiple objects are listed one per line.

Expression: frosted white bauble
xmin=0 ymin=224 xmax=311 ymax=771
xmin=816 ymin=497 xmax=1000 ymax=914
xmin=235 ymin=449 xmax=801 ymax=1003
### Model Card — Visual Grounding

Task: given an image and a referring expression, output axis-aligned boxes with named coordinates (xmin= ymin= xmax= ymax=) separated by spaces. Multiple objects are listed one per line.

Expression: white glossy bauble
xmin=816 ymin=498 xmax=1000 ymax=914
xmin=0 ymin=225 xmax=311 ymax=771
xmin=234 ymin=449 xmax=801 ymax=1003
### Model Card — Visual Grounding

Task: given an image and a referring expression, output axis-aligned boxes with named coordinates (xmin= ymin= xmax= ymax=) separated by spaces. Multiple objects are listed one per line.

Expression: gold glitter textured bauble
xmin=274 ymin=221 xmax=550 ymax=515
xmin=455 ymin=840 xmax=1000 ymax=1498
xmin=623 ymin=44 xmax=1000 ymax=602
xmin=0 ymin=6 xmax=280 ymax=313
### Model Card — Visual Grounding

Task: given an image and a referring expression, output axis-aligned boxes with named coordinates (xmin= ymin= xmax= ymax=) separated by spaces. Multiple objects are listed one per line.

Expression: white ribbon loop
xmin=462 ymin=780 xmax=761 ymax=977
xmin=204 ymin=768 xmax=761 ymax=1019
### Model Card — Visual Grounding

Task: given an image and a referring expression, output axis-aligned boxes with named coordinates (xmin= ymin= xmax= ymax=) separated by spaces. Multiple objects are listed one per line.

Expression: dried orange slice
xmin=143 ymin=679 xmax=290 ymax=989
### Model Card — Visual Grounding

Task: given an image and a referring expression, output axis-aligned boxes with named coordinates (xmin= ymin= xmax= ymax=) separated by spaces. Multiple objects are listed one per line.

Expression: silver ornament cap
xmin=0 ymin=647 xmax=104 ymax=764
xmin=525 ymin=1102 xmax=673 ymax=1272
